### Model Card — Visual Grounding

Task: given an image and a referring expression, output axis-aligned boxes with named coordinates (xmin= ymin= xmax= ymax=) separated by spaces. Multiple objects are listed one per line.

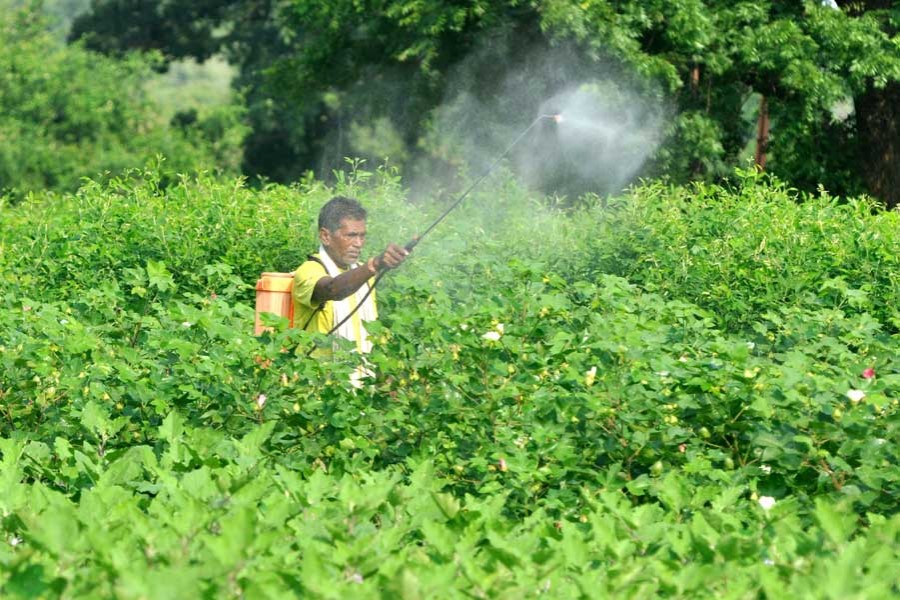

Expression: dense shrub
xmin=1 ymin=169 xmax=897 ymax=597
xmin=566 ymin=170 xmax=900 ymax=333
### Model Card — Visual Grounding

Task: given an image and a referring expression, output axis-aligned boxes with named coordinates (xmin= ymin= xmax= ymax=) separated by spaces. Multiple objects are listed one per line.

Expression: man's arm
xmin=311 ymin=243 xmax=409 ymax=303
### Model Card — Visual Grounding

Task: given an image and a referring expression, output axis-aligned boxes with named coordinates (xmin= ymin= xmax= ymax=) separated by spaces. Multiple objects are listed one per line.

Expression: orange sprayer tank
xmin=254 ymin=272 xmax=295 ymax=334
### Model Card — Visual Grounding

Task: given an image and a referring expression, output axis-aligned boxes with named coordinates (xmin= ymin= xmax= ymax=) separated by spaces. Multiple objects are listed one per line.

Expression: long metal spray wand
xmin=403 ymin=113 xmax=558 ymax=252
xmin=304 ymin=113 xmax=559 ymax=355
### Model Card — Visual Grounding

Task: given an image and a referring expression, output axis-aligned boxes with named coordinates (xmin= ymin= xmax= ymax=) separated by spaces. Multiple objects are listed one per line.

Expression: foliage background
xmin=0 ymin=2 xmax=246 ymax=202
xmin=60 ymin=0 xmax=900 ymax=207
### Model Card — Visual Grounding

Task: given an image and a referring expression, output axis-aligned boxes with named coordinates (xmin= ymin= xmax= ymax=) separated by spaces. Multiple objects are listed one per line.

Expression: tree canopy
xmin=66 ymin=0 xmax=900 ymax=206
xmin=0 ymin=1 xmax=247 ymax=200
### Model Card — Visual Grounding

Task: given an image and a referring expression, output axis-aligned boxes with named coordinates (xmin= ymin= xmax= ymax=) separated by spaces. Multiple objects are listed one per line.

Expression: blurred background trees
xmin=5 ymin=0 xmax=899 ymax=207
xmin=0 ymin=0 xmax=246 ymax=201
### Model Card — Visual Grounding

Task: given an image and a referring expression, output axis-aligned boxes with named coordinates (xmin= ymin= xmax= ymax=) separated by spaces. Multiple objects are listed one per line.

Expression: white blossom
xmin=182 ymin=321 xmax=192 ymax=328
xmin=346 ymin=570 xmax=364 ymax=584
xmin=758 ymin=496 xmax=776 ymax=511
xmin=482 ymin=331 xmax=501 ymax=342
xmin=846 ymin=389 xmax=865 ymax=404
xmin=760 ymin=464 xmax=772 ymax=474
xmin=256 ymin=394 xmax=267 ymax=409
xmin=584 ymin=366 xmax=598 ymax=387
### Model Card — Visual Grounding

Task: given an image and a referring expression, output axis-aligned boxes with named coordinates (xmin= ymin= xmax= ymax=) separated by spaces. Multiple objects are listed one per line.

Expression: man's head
xmin=318 ymin=196 xmax=368 ymax=268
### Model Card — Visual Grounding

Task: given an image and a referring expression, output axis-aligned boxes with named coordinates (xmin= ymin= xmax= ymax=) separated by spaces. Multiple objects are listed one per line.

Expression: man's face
xmin=321 ymin=218 xmax=367 ymax=268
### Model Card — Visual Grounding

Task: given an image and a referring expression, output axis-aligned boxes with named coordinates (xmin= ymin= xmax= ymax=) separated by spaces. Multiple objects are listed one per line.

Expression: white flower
xmin=460 ymin=323 xmax=469 ymax=331
xmin=495 ymin=323 xmax=504 ymax=334
xmin=256 ymin=394 xmax=267 ymax=409
xmin=656 ymin=371 xmax=670 ymax=378
xmin=9 ymin=536 xmax=22 ymax=547
xmin=758 ymin=496 xmax=776 ymax=511
xmin=763 ymin=558 xmax=774 ymax=566
xmin=846 ymin=389 xmax=865 ymax=404
xmin=584 ymin=366 xmax=597 ymax=387
xmin=678 ymin=355 xmax=689 ymax=363
xmin=346 ymin=570 xmax=364 ymax=584
xmin=760 ymin=464 xmax=772 ymax=474
xmin=182 ymin=321 xmax=192 ymax=328
xmin=482 ymin=331 xmax=501 ymax=342
xmin=747 ymin=341 xmax=756 ymax=350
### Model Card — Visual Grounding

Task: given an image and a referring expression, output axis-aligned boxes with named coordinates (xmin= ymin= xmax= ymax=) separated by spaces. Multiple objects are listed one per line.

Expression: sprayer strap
xmin=299 ymin=254 xmax=327 ymax=331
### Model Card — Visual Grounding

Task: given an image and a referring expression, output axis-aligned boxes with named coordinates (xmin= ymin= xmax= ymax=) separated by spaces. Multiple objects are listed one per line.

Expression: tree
xmin=0 ymin=1 xmax=245 ymax=200
xmin=842 ymin=0 xmax=899 ymax=208
xmin=68 ymin=0 xmax=900 ymax=206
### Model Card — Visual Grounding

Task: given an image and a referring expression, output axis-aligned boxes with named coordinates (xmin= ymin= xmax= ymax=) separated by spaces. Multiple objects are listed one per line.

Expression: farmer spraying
xmin=282 ymin=112 xmax=562 ymax=356
xmin=292 ymin=196 xmax=409 ymax=353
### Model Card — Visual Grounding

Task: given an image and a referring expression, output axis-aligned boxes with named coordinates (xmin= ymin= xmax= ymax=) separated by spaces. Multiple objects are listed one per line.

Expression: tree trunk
xmin=755 ymin=95 xmax=770 ymax=171
xmin=839 ymin=0 xmax=898 ymax=209
xmin=855 ymin=81 xmax=900 ymax=209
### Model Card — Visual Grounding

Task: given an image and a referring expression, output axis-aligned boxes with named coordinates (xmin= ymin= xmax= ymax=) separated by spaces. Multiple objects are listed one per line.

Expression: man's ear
xmin=319 ymin=227 xmax=331 ymax=245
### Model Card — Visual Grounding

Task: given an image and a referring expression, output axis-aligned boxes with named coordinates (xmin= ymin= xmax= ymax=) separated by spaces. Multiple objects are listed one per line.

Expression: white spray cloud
xmin=521 ymin=83 xmax=664 ymax=198
xmin=416 ymin=40 xmax=665 ymax=201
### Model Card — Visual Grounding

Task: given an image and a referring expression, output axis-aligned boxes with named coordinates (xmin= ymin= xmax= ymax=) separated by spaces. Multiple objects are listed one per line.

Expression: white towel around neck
xmin=317 ymin=245 xmax=376 ymax=353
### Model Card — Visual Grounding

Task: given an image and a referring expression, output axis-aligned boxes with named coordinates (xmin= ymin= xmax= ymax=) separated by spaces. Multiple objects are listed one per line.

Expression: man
xmin=292 ymin=196 xmax=409 ymax=353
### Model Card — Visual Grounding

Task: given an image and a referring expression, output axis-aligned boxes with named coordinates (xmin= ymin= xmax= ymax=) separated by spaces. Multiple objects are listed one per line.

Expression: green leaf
xmin=430 ymin=491 xmax=460 ymax=520
xmin=146 ymin=260 xmax=174 ymax=292
xmin=815 ymin=498 xmax=856 ymax=545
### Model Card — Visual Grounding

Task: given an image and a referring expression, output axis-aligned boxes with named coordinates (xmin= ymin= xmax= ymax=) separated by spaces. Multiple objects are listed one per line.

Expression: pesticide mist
xmin=415 ymin=40 xmax=665 ymax=202
xmin=522 ymin=85 xmax=663 ymax=199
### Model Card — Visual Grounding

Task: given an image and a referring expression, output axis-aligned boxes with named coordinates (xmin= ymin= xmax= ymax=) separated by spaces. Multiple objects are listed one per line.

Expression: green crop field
xmin=1 ymin=166 xmax=898 ymax=598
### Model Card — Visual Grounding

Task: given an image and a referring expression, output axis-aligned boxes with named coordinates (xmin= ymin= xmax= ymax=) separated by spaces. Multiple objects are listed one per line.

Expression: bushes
xmin=0 ymin=6 xmax=244 ymax=201
xmin=569 ymin=170 xmax=900 ymax=332
xmin=1 ymin=168 xmax=897 ymax=597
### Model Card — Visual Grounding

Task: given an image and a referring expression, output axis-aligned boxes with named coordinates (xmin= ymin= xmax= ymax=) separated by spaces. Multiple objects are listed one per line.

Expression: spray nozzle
xmin=541 ymin=113 xmax=564 ymax=123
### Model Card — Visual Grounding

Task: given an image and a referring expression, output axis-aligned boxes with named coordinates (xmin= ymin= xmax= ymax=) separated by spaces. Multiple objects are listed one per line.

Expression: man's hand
xmin=318 ymin=242 xmax=410 ymax=303
xmin=369 ymin=243 xmax=410 ymax=273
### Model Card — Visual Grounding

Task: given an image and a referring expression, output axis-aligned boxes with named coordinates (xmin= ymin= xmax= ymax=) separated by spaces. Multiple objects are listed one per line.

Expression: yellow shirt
xmin=291 ymin=254 xmax=378 ymax=353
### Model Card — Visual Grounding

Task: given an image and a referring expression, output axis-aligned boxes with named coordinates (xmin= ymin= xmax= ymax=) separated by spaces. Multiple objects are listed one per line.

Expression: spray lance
xmin=303 ymin=112 xmax=563 ymax=356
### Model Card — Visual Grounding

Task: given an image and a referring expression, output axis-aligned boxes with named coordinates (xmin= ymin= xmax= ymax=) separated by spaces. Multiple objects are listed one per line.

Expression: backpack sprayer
xmin=255 ymin=112 xmax=563 ymax=354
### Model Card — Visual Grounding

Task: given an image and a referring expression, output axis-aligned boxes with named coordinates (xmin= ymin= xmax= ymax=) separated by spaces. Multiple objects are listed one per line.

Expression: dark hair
xmin=318 ymin=196 xmax=367 ymax=232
